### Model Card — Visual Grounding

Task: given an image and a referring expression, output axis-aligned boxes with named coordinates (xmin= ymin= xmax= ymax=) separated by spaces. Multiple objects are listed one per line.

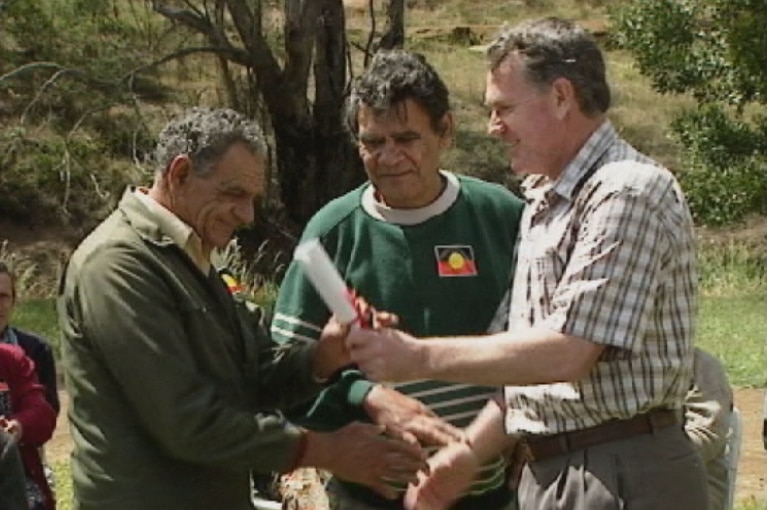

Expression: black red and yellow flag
xmin=434 ymin=245 xmax=478 ymax=277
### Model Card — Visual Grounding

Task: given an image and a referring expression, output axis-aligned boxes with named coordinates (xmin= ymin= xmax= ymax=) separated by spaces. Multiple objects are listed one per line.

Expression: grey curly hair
xmin=154 ymin=107 xmax=268 ymax=176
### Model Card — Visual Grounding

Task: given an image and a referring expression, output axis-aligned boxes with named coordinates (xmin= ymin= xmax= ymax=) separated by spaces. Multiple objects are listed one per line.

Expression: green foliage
xmin=675 ymin=106 xmax=767 ymax=225
xmin=610 ymin=0 xmax=767 ymax=226
xmin=734 ymin=498 xmax=767 ymax=510
xmin=12 ymin=299 xmax=61 ymax=355
xmin=0 ymin=127 xmax=139 ymax=230
xmin=609 ymin=0 xmax=766 ymax=105
xmin=216 ymin=239 xmax=283 ymax=311
xmin=696 ymin=292 xmax=766 ymax=388
xmin=694 ymin=237 xmax=766 ymax=388
xmin=697 ymin=238 xmax=766 ymax=296
xmin=0 ymin=0 xmax=171 ymax=227
xmin=52 ymin=460 xmax=75 ymax=510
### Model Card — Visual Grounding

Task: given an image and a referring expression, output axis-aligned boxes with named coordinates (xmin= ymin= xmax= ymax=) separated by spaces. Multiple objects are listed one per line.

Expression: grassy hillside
xmin=0 ymin=0 xmax=762 ymax=292
xmin=0 ymin=0 xmax=692 ymax=236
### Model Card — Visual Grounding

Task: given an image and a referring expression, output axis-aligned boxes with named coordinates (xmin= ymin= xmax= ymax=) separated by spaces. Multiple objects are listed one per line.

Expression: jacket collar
xmin=118 ymin=187 xmax=175 ymax=246
xmin=119 ymin=187 xmax=211 ymax=274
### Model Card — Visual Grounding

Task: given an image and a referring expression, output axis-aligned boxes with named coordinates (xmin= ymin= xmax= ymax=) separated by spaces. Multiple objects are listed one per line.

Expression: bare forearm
xmin=422 ymin=327 xmax=604 ymax=386
xmin=464 ymin=399 xmax=513 ymax=464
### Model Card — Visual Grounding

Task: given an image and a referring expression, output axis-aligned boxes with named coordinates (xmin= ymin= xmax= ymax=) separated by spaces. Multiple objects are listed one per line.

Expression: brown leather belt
xmin=524 ymin=408 xmax=679 ymax=462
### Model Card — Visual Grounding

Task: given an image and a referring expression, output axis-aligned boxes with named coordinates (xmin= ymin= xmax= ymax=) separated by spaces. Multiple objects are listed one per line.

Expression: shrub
xmin=610 ymin=0 xmax=767 ymax=226
xmin=674 ymin=106 xmax=767 ymax=226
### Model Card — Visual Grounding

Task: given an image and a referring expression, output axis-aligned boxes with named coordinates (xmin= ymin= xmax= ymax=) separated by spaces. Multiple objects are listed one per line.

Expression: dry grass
xmin=342 ymin=0 xmax=694 ymax=176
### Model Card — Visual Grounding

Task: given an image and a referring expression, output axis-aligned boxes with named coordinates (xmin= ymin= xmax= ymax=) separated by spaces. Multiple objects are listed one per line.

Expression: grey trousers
xmin=517 ymin=424 xmax=708 ymax=510
xmin=326 ymin=478 xmax=518 ymax=510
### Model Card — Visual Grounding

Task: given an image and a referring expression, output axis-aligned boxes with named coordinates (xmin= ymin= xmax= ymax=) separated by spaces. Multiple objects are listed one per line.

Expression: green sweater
xmin=59 ymin=189 xmax=324 ymax=510
xmin=272 ymin=172 xmax=524 ymax=505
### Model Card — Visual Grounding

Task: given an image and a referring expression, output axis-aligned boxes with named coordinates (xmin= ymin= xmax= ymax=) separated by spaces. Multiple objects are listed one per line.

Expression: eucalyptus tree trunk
xmin=151 ymin=0 xmax=406 ymax=226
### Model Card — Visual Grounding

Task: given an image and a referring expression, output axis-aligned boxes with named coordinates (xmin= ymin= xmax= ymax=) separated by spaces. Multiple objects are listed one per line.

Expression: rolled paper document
xmin=294 ymin=238 xmax=359 ymax=325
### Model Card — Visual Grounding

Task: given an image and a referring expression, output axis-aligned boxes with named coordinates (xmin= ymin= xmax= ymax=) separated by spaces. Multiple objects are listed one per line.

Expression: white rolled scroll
xmin=293 ymin=238 xmax=359 ymax=325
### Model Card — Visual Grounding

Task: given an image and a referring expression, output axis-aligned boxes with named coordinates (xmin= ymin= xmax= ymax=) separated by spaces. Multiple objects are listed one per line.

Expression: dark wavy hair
xmin=344 ymin=49 xmax=451 ymax=140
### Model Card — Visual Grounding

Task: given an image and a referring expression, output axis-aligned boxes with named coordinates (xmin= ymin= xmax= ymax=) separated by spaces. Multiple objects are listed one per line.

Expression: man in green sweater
xmin=58 ymin=107 xmax=426 ymax=510
xmin=272 ymin=50 xmax=524 ymax=509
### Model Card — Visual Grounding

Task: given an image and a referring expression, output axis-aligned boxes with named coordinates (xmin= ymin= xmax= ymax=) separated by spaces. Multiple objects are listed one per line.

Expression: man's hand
xmin=346 ymin=327 xmax=424 ymax=382
xmin=0 ymin=416 xmax=23 ymax=442
xmin=313 ymin=316 xmax=353 ymax=380
xmin=404 ymin=439 xmax=480 ymax=510
xmin=364 ymin=385 xmax=463 ymax=447
xmin=353 ymin=295 xmax=399 ymax=330
xmin=313 ymin=297 xmax=401 ymax=381
xmin=304 ymin=422 xmax=428 ymax=499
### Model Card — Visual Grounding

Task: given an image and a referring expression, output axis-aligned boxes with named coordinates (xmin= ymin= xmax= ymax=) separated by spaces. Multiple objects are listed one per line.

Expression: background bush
xmin=609 ymin=0 xmax=767 ymax=226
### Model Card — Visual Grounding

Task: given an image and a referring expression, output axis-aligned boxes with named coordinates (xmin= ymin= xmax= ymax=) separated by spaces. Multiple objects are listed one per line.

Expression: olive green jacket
xmin=58 ymin=189 xmax=323 ymax=510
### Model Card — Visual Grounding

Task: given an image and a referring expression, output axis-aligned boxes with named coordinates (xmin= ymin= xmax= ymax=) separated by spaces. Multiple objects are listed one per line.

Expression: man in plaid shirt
xmin=346 ymin=17 xmax=706 ymax=510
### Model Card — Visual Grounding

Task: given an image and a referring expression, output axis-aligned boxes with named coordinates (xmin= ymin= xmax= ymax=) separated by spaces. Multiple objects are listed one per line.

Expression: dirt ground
xmin=48 ymin=388 xmax=766 ymax=504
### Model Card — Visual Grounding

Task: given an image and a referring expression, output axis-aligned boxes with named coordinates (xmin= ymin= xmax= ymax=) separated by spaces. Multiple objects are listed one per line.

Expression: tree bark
xmin=150 ymin=0 xmax=402 ymax=226
xmin=379 ymin=0 xmax=405 ymax=50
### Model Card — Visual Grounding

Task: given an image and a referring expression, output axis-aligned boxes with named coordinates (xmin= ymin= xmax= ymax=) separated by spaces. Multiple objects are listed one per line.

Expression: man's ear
xmin=166 ymin=155 xmax=193 ymax=192
xmin=551 ymin=77 xmax=577 ymax=120
xmin=438 ymin=112 xmax=455 ymax=150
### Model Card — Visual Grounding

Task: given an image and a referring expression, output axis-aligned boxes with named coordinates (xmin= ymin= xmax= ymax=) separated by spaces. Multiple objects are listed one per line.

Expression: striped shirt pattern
xmin=390 ymin=380 xmax=506 ymax=494
xmin=273 ymin=318 xmax=508 ymax=496
xmin=505 ymin=121 xmax=698 ymax=435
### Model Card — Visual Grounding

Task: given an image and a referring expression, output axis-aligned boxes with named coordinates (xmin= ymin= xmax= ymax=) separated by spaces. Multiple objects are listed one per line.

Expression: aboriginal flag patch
xmin=220 ymin=270 xmax=244 ymax=295
xmin=434 ymin=245 xmax=478 ymax=277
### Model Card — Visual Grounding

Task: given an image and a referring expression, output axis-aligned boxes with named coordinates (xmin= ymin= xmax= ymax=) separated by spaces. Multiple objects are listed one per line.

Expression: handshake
xmin=299 ymin=239 xmax=492 ymax=509
xmin=308 ymin=296 xmax=486 ymax=510
xmin=311 ymin=312 xmax=487 ymax=510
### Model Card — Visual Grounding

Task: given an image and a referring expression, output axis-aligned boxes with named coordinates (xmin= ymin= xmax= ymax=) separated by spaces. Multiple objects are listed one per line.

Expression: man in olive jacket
xmin=58 ymin=108 xmax=426 ymax=510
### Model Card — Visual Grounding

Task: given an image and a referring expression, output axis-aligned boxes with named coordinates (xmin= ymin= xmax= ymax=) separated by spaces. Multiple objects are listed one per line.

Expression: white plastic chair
xmin=723 ymin=406 xmax=743 ymax=510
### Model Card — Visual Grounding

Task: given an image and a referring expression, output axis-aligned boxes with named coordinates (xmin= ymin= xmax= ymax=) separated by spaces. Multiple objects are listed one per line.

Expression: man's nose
xmin=235 ymin=200 xmax=254 ymax=225
xmin=487 ymin=111 xmax=506 ymax=137
xmin=376 ymin=142 xmax=404 ymax=166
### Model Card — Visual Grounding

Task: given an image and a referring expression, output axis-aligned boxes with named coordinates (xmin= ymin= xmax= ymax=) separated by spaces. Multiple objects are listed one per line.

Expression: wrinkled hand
xmin=364 ymin=385 xmax=463 ymax=447
xmin=326 ymin=422 xmax=428 ymax=499
xmin=346 ymin=327 xmax=423 ymax=382
xmin=313 ymin=315 xmax=353 ymax=380
xmin=0 ymin=416 xmax=23 ymax=442
xmin=314 ymin=294 xmax=402 ymax=380
xmin=404 ymin=440 xmax=479 ymax=510
xmin=353 ymin=295 xmax=399 ymax=329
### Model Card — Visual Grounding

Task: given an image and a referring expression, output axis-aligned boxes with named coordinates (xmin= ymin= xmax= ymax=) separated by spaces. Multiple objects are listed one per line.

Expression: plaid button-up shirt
xmin=504 ymin=121 xmax=698 ymax=435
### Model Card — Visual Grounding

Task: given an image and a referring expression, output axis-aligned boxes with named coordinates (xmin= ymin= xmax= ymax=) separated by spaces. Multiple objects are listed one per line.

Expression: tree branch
xmin=224 ymin=0 xmax=285 ymax=117
xmin=283 ymin=0 xmax=320 ymax=112
xmin=118 ymin=45 xmax=251 ymax=83
xmin=0 ymin=62 xmax=70 ymax=85
xmin=150 ymin=1 xmax=213 ymax=37
xmin=20 ymin=68 xmax=80 ymax=124
xmin=364 ymin=0 xmax=376 ymax=67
